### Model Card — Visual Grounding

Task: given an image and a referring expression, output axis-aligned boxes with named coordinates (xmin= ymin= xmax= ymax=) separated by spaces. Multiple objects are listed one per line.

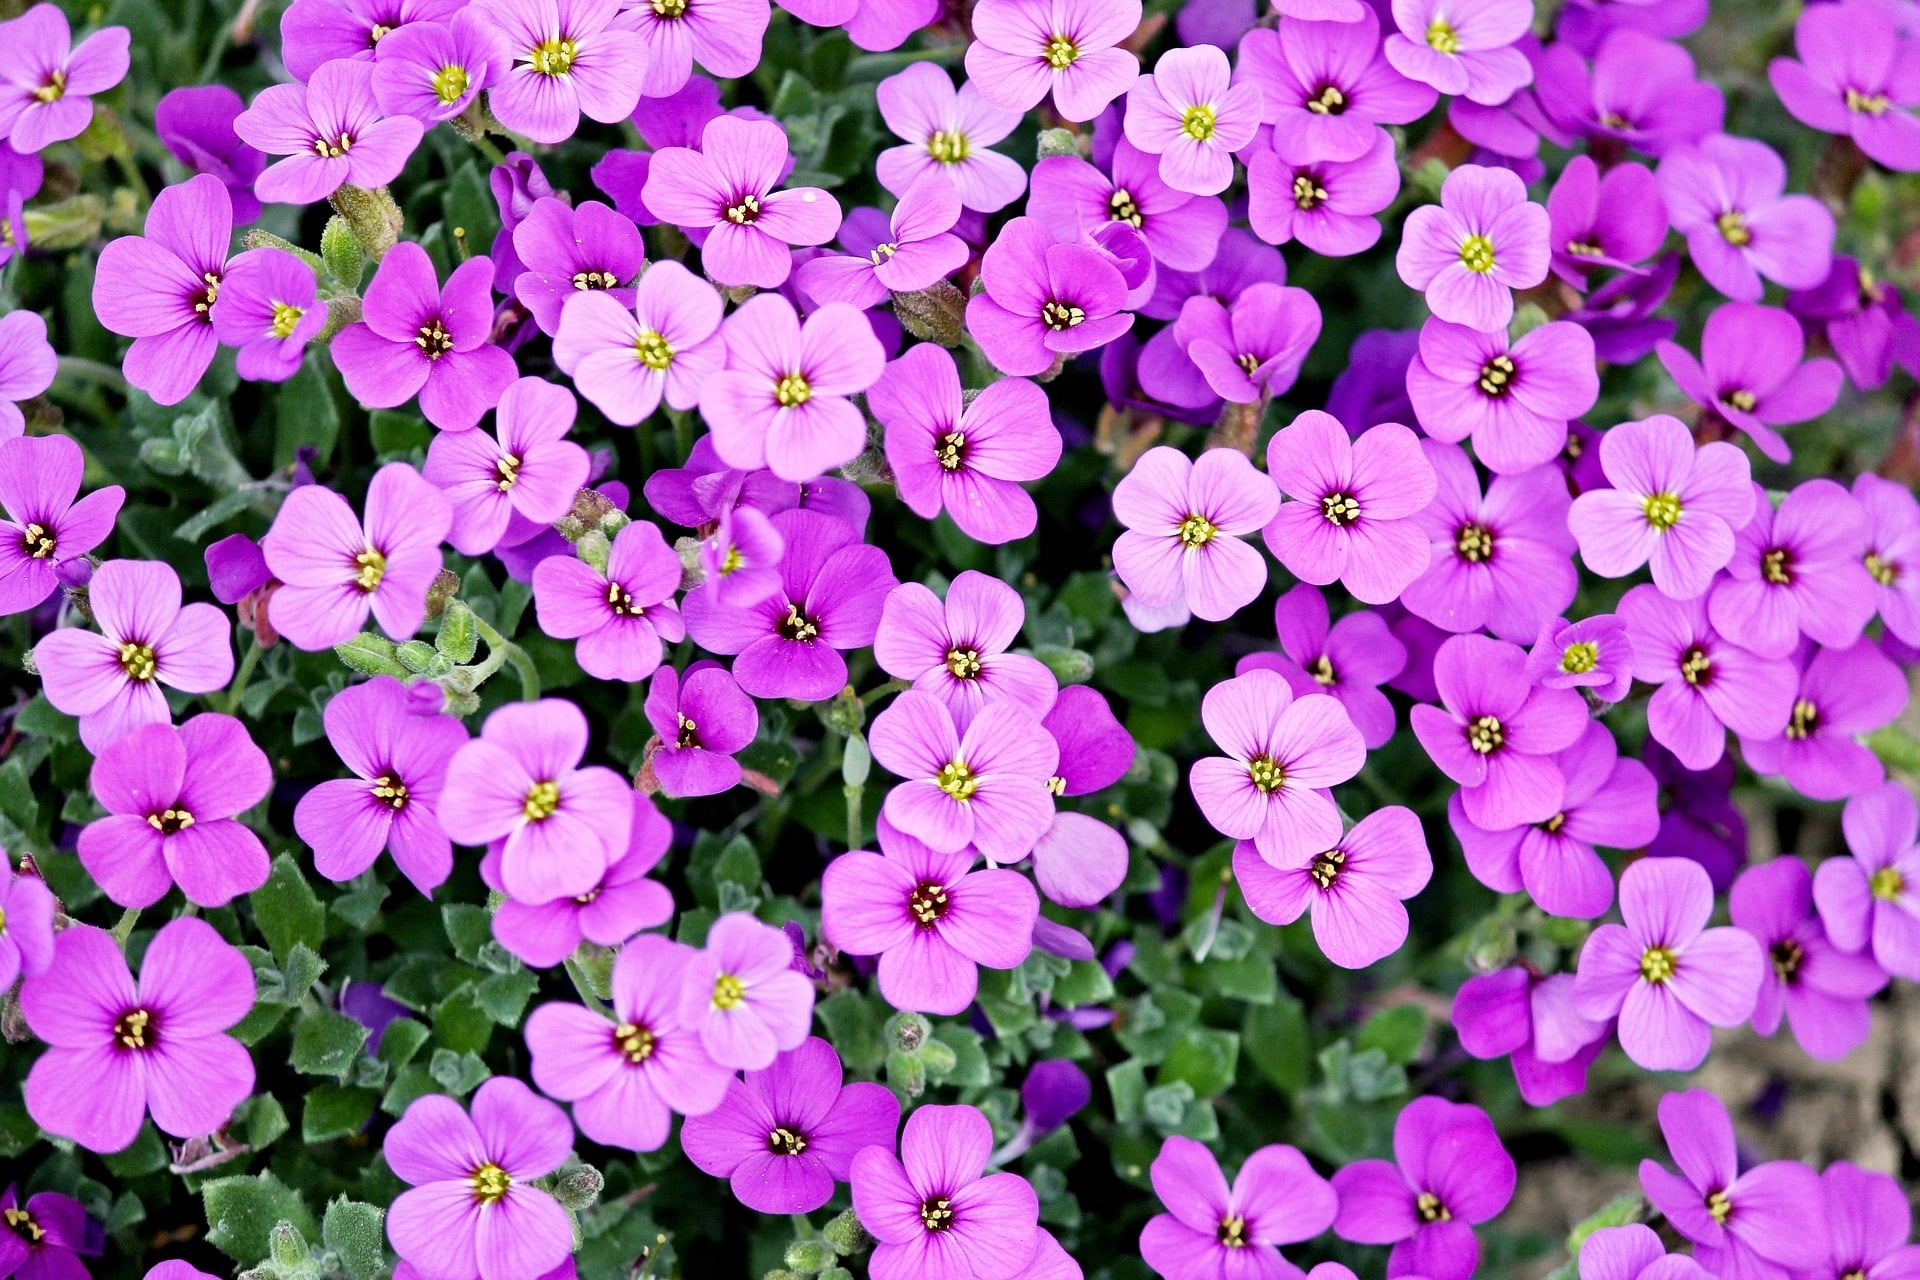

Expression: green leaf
xmin=0 ymin=758 xmax=36 ymax=831
xmin=1243 ymin=997 xmax=1312 ymax=1095
xmin=201 ymin=1173 xmax=315 ymax=1265
xmin=100 ymin=1123 xmax=168 ymax=1177
xmin=815 ymin=990 xmax=886 ymax=1073
xmin=376 ymin=1017 xmax=431 ymax=1069
xmin=1114 ymin=989 xmax=1203 ymax=1064
xmin=433 ymin=990 xmax=493 ymax=1054
xmin=274 ymin=357 xmax=341 ymax=469
xmin=369 ymin=410 xmax=432 ymax=456
xmin=323 ymin=1198 xmax=388 ymax=1280
xmin=474 ymin=969 xmax=538 ymax=1025
xmin=173 ymin=488 xmax=255 ymax=542
xmin=443 ymin=161 xmax=502 ymax=258
xmin=1106 ymin=1060 xmax=1146 ymax=1125
xmin=1356 ymin=1005 xmax=1428 ymax=1066
xmin=251 ymin=854 xmax=326 ymax=961
xmin=237 ymin=1093 xmax=290 ymax=1150
xmin=291 ymin=1006 xmax=371 ymax=1076
xmin=441 ymin=902 xmax=495 ymax=965
xmin=15 ymin=693 xmax=78 ymax=743
xmin=427 ymin=1048 xmax=491 ymax=1096
xmin=1569 ymin=1193 xmax=1647 ymax=1250
xmin=1157 ymin=1028 xmax=1239 ymax=1098
xmin=302 ymin=1086 xmax=378 ymax=1144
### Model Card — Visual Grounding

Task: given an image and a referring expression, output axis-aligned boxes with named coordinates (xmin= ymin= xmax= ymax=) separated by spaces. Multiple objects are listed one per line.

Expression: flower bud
xmin=424 ymin=569 xmax=460 ymax=621
xmin=54 ymin=557 xmax=92 ymax=590
xmin=551 ymin=1163 xmax=604 ymax=1212
xmin=320 ymin=214 xmax=364 ymax=291
xmin=395 ymin=640 xmax=437 ymax=674
xmin=1036 ymin=127 xmax=1082 ymax=160
xmin=890 ymin=280 xmax=968 ymax=347
xmin=436 ymin=599 xmax=478 ymax=663
xmin=820 ymin=1210 xmax=870 ymax=1257
xmin=886 ymin=1010 xmax=930 ymax=1052
xmin=785 ymin=1239 xmax=835 ymax=1272
xmin=576 ymin=529 xmax=611 ymax=575
xmin=334 ymin=633 xmax=410 ymax=677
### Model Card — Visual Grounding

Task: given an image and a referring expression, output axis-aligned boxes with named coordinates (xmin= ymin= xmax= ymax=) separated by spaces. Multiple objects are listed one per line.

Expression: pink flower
xmin=869 ymin=690 xmax=1059 ymax=864
xmin=1140 ymin=1137 xmax=1338 ymax=1280
xmin=555 ymin=259 xmax=726 ymax=428
xmin=1113 ymin=446 xmax=1278 ymax=622
xmin=964 ymin=0 xmax=1143 ymax=123
xmin=475 ymin=0 xmax=643 ymax=144
xmin=491 ymin=793 xmax=674 ymax=967
xmin=424 ymin=377 xmax=591 ymax=556
xmin=676 ymin=912 xmax=816 ymax=1071
xmin=1123 ymin=44 xmax=1263 ymax=197
xmin=1263 ymin=411 xmax=1437 ymax=605
xmin=532 ymin=520 xmax=685 ymax=683
xmin=850 ymin=1104 xmax=1042 ymax=1280
xmin=875 ymin=571 xmax=1058 ymax=720
xmin=1384 ymin=0 xmax=1534 ymax=104
xmin=1396 ymin=164 xmax=1549 ymax=333
xmin=875 ymin=63 xmax=1027 ymax=213
xmin=1234 ymin=805 xmax=1433 ymax=968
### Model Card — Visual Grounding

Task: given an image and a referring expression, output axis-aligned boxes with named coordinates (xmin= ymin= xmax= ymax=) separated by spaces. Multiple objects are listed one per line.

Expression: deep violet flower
xmin=869 ymin=690 xmax=1057 ymax=863
xmin=474 ymin=0 xmax=643 ymax=144
xmin=796 ymin=175 xmax=968 ymax=310
xmin=1237 ymin=13 xmax=1436 ymax=164
xmin=1799 ymin=1163 xmax=1920 ymax=1280
xmin=1331 ymin=1097 xmax=1516 ymax=1280
xmin=1533 ymin=31 xmax=1725 ymax=157
xmin=850 ymin=1103 xmax=1042 ymax=1280
xmin=1770 ymin=2 xmax=1920 ymax=172
xmin=554 ymin=258 xmax=726 ymax=427
xmin=616 ymin=0 xmax=770 ymax=100
xmin=1406 ymin=317 xmax=1599 ymax=475
xmin=644 ymin=116 xmax=841 ymax=288
xmin=1248 ymin=130 xmax=1400 ymax=257
xmin=294 ymin=675 xmax=468 ymax=897
xmin=1142 ymin=225 xmax=1287 ymax=321
xmin=964 ymin=0 xmax=1142 ymax=122
xmin=1234 ymin=805 xmax=1433 ymax=968
xmin=875 ymin=63 xmax=1027 ymax=214
xmin=783 ymin=0 xmax=941 ymax=55
xmin=277 ymin=0 xmax=461 ymax=80
xmin=869 ymin=342 xmax=1062 ymax=545
xmin=0 ymin=1185 xmax=99 ymax=1280
xmin=677 ymin=911 xmax=815 ymax=1071
xmin=21 ymin=918 xmax=255 ymax=1153
xmin=1658 ymin=303 xmax=1843 ymax=464
xmin=1707 ymin=480 xmax=1874 ymax=659
xmin=1396 ymin=165 xmax=1550 ymax=333
xmin=76 ymin=714 xmax=270 ymax=909
xmin=208 ymin=247 xmax=326 ymax=383
xmin=1816 ymin=782 xmax=1920 ymax=981
xmin=967 ymin=216 xmax=1135 ymax=377
xmin=1730 ymin=857 xmax=1887 ymax=1061
xmin=425 ymin=377 xmax=591 ymax=557
xmin=155 ymin=86 xmax=266 ymax=226
xmin=1523 ymin=613 xmax=1635 ymax=704
xmin=0 ymin=5 xmax=129 ymax=153
xmin=330 ymin=242 xmax=517 ymax=432
xmin=1573 ymin=857 xmax=1764 ymax=1071
xmin=526 ymin=934 xmax=727 ymax=1150
xmin=1239 ymin=586 xmax=1405 ymax=749
xmin=1029 ymin=140 xmax=1228 ymax=273
xmin=259 ymin=462 xmax=452 ymax=650
xmin=1792 ymin=257 xmax=1920 ymax=392
xmin=1029 ymin=686 xmax=1135 ymax=908
xmin=1645 ymin=742 xmax=1749 ymax=892
xmin=1619 ymin=584 xmax=1797 ymax=771
xmin=1139 ymin=1137 xmax=1338 ymax=1280
xmin=695 ymin=505 xmax=784 ymax=611
xmin=385 ymin=1078 xmax=574 ymax=1280
xmin=92 ymin=174 xmax=231 ymax=407
xmin=371 ymin=9 xmax=507 ymax=123
xmin=1546 ymin=156 xmax=1668 ymax=285
xmin=1739 ymin=640 xmax=1907 ymax=801
xmin=34 ymin=560 xmax=233 ymax=754
xmin=510 ymin=198 xmax=643 ymax=337
xmin=1658 ymin=134 xmax=1836 ymax=302
xmin=1638 ymin=1090 xmax=1828 ymax=1280
xmin=490 ymin=794 xmax=671 ymax=967
xmin=1123 ymin=44 xmax=1263 ymax=197
xmin=1383 ymin=0 xmax=1533 ymax=104
xmin=1453 ymin=969 xmax=1609 ymax=1106
xmin=1263 ymin=411 xmax=1437 ymax=606
xmin=683 ymin=1036 xmax=900 ymax=1214
xmin=1112 ymin=445 xmax=1278 ymax=621
xmin=0 ymin=433 xmax=122 ymax=617
xmin=1856 ymin=472 xmax=1920 ymax=648
xmin=0 ymin=866 xmax=53 ymax=992
xmin=1566 ymin=252 xmax=1681 ymax=364
xmin=234 ymin=60 xmax=422 ymax=205
xmin=822 ymin=816 xmax=1039 ymax=1015
xmin=1170 ymin=282 xmax=1322 ymax=404
xmin=644 ymin=663 xmax=758 ymax=798
xmin=875 ymin=572 xmax=1057 ymax=720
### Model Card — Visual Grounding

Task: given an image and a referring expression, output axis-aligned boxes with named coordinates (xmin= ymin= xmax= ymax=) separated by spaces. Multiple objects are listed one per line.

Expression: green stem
xmin=54 ymin=355 xmax=129 ymax=396
xmin=109 ymin=908 xmax=141 ymax=946
xmin=222 ymin=637 xmax=262 ymax=716
xmin=563 ymin=956 xmax=610 ymax=1015
xmin=471 ymin=615 xmax=541 ymax=701
xmin=857 ymin=677 xmax=911 ymax=707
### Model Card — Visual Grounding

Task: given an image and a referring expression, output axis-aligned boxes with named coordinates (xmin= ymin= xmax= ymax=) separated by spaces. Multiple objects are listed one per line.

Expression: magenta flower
xmin=330 ymin=242 xmax=517 ymax=432
xmin=1573 ymin=857 xmax=1764 ymax=1071
xmin=1396 ymin=165 xmax=1549 ymax=333
xmin=1031 ymin=686 xmax=1135 ymax=907
xmin=440 ymin=699 xmax=634 ymax=904
xmin=681 ymin=509 xmax=895 ymax=702
xmin=644 ymin=663 xmax=758 ymax=798
xmin=1658 ymin=303 xmax=1843 ymax=464
xmin=676 ymin=911 xmax=815 ymax=1072
xmin=875 ymin=63 xmax=1027 ymax=214
xmin=1638 ymin=1090 xmax=1828 ymax=1280
xmin=1731 ymin=857 xmax=1887 ymax=1061
xmin=371 ymin=9 xmax=507 ymax=123
xmin=1620 ymin=583 xmax=1797 ymax=771
xmin=875 ymin=572 xmax=1057 ymax=720
xmin=510 ymin=198 xmax=643 ymax=337
xmin=0 ymin=1185 xmax=99 ymax=1280
xmin=525 ymin=934 xmax=728 ymax=1151
xmin=1234 ymin=804 xmax=1432 ymax=968
xmin=1707 ymin=479 xmax=1875 ymax=659
xmin=1402 ymin=442 xmax=1577 ymax=643
xmin=797 ymin=175 xmax=969 ymax=309
xmin=1410 ymin=634 xmax=1588 ymax=829
xmin=617 ymin=0 xmax=769 ymax=100
xmin=1171 ymin=282 xmax=1322 ymax=405
xmin=694 ymin=505 xmax=784 ymax=611
xmin=1383 ymin=0 xmax=1532 ymax=103
xmin=425 ymin=378 xmax=590 ymax=556
xmin=34 ymin=559 xmax=232 ymax=753
xmin=91 ymin=174 xmax=231 ymax=407
xmin=1577 ymin=1226 xmax=1716 ymax=1280
xmin=1407 ymin=316 xmax=1598 ymax=475
xmin=1524 ymin=614 xmax=1635 ymax=703
xmin=1238 ymin=12 xmax=1436 ymax=164
xmin=0 ymin=866 xmax=52 ymax=993
xmin=966 ymin=217 xmax=1135 ymax=377
xmin=1248 ymin=131 xmax=1401 ymax=257
xmin=491 ymin=793 xmax=672 ymax=967
xmin=870 ymin=342 xmax=1061 ymax=546
xmin=0 ymin=5 xmax=128 ymax=153
xmin=475 ymin=0 xmax=642 ymax=143
xmin=1740 ymin=640 xmax=1907 ymax=802
xmin=1658 ymin=134 xmax=1836 ymax=302
xmin=294 ymin=675 xmax=468 ymax=897
xmin=554 ymin=258 xmax=726 ymax=428
xmin=1790 ymin=256 xmax=1919 ymax=392
xmin=869 ymin=690 xmax=1057 ymax=863
xmin=1029 ymin=139 xmax=1229 ymax=273
xmin=1263 ymin=411 xmax=1436 ymax=606
xmin=21 ymin=918 xmax=254 ymax=1153
xmin=823 ymin=816 xmax=1039 ymax=1015
xmin=385 ymin=1078 xmax=574 ymax=1280
xmin=1534 ymin=31 xmax=1725 ymax=158
xmin=1139 ymin=1137 xmax=1337 ymax=1280
xmin=235 ymin=60 xmax=422 ymax=204
xmin=1238 ymin=586 xmax=1406 ymax=749
xmin=1190 ymin=668 xmax=1366 ymax=865
xmin=1566 ymin=414 xmax=1755 ymax=599
xmin=644 ymin=116 xmax=841 ymax=288
xmin=1331 ymin=1097 xmax=1516 ymax=1280
xmin=1857 ymin=472 xmax=1920 ymax=648
xmin=700 ymin=294 xmax=884 ymax=481
xmin=964 ymin=0 xmax=1142 ymax=122
xmin=208 ymin=247 xmax=326 ymax=383
xmin=1801 ymin=1163 xmax=1920 ymax=1280
xmin=1122 ymin=44 xmax=1262 ymax=197
xmin=1815 ymin=782 xmax=1920 ymax=982
xmin=260 ymin=462 xmax=452 ymax=650
xmin=0 ymin=309 xmax=54 ymax=442
xmin=157 ymin=88 xmax=262 ymax=227
xmin=1112 ymin=446 xmax=1278 ymax=622
xmin=1770 ymin=2 xmax=1920 ymax=172
xmin=683 ymin=1036 xmax=899 ymax=1214
xmin=0 ymin=433 xmax=122 ymax=617
xmin=850 ymin=1103 xmax=1041 ymax=1280
xmin=1453 ymin=969 xmax=1609 ymax=1106
xmin=1545 ymin=155 xmax=1669 ymax=285
xmin=278 ymin=0 xmax=462 ymax=80
xmin=77 ymin=714 xmax=270 ymax=909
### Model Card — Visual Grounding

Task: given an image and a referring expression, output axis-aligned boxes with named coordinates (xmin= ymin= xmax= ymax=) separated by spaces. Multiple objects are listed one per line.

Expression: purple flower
xmin=155 ymin=86 xmax=266 ymax=225
xmin=1385 ymin=0 xmax=1532 ymax=102
xmin=0 ymin=1185 xmax=99 ymax=1280
xmin=1523 ymin=613 xmax=1635 ymax=703
xmin=1234 ymin=804 xmax=1432 ymax=968
xmin=1857 ymin=472 xmax=1920 ymax=648
xmin=617 ymin=0 xmax=769 ymax=100
xmin=1122 ymin=44 xmax=1262 ymax=197
xmin=1566 ymin=252 xmax=1681 ymax=363
xmin=1706 ymin=480 xmax=1874 ymax=659
xmin=208 ymin=248 xmax=326 ymax=383
xmin=1535 ymin=31 xmax=1725 ymax=157
xmin=0 ymin=310 xmax=53 ymax=443
xmin=1190 ymin=668 xmax=1366 ymax=864
xmin=1646 ymin=742 xmax=1749 ymax=890
xmin=1402 ymin=443 xmax=1576 ymax=643
xmin=1142 ymin=224 xmax=1287 ymax=320
xmin=204 ymin=533 xmax=271 ymax=606
xmin=875 ymin=572 xmax=1057 ymax=720
xmin=694 ymin=506 xmax=784 ymax=611
xmin=1638 ymin=1090 xmax=1827 ymax=1280
xmin=1329 ymin=327 xmax=1421 ymax=435
xmin=805 ymin=0 xmax=942 ymax=53
xmin=21 ymin=918 xmax=254 ymax=1153
xmin=1578 ymin=1226 xmax=1715 ymax=1280
xmin=1029 ymin=139 xmax=1228 ymax=273
xmin=1249 ymin=130 xmax=1400 ymax=257
xmin=851 ymin=1103 xmax=1041 ymax=1280
xmin=967 ymin=216 xmax=1135 ymax=377
xmin=1792 ymin=258 xmax=1920 ymax=392
xmin=491 ymin=793 xmax=672 ymax=967
xmin=475 ymin=0 xmax=642 ymax=143
xmin=1238 ymin=585 xmax=1406 ymax=749
xmin=1411 ymin=634 xmax=1589 ymax=829
xmin=1546 ymin=156 xmax=1668 ymax=285
xmin=91 ymin=174 xmax=231 ymax=407
xmin=1408 ymin=316 xmax=1598 ymax=475
xmin=1452 ymin=721 xmax=1657 ymax=919
xmin=330 ymin=242 xmax=517 ymax=432
xmin=1731 ymin=857 xmax=1887 ymax=1061
xmin=1238 ymin=12 xmax=1436 ymax=165
xmin=823 ymin=816 xmax=1039 ymax=1015
xmin=1566 ymin=414 xmax=1754 ymax=599
xmin=1740 ymin=640 xmax=1906 ymax=801
xmin=1171 ymin=282 xmax=1322 ymax=404
xmin=278 ymin=0 xmax=462 ymax=80
xmin=870 ymin=342 xmax=1061 ymax=546
xmin=1658 ymin=303 xmax=1843 ymax=464
xmin=34 ymin=560 xmax=232 ymax=753
xmin=371 ymin=9 xmax=508 ymax=123
xmin=1800 ymin=1162 xmax=1920 ymax=1280
xmin=1030 ymin=686 xmax=1135 ymax=907
xmin=77 ymin=714 xmax=270 ymax=909
xmin=1658 ymin=134 xmax=1836 ymax=301
xmin=1396 ymin=165 xmax=1549 ymax=333
xmin=1330 ymin=1096 xmax=1516 ymax=1280
xmin=796 ymin=176 xmax=969 ymax=309
xmin=875 ymin=63 xmax=1027 ymax=214
xmin=260 ymin=462 xmax=451 ymax=650
xmin=294 ymin=675 xmax=467 ymax=897
xmin=1264 ymin=412 xmax=1436 ymax=606
xmin=425 ymin=378 xmax=590 ymax=557
xmin=555 ymin=258 xmax=725 ymax=428
xmin=677 ymin=911 xmax=815 ymax=1071
xmin=1620 ymin=583 xmax=1797 ymax=771
xmin=1112 ymin=446 xmax=1277 ymax=621
xmin=1771 ymin=2 xmax=1920 ymax=171
xmin=509 ymin=198 xmax=643 ymax=337
xmin=440 ymin=699 xmax=634 ymax=904
xmin=682 ymin=509 xmax=895 ymax=702
xmin=964 ymin=0 xmax=1141 ymax=122
xmin=682 ymin=1035 xmax=898 ymax=1214
xmin=700 ymin=294 xmax=883 ymax=481
xmin=644 ymin=115 xmax=841 ymax=288
xmin=0 ymin=5 xmax=127 ymax=153
xmin=1816 ymin=782 xmax=1920 ymax=981
xmin=1573 ymin=857 xmax=1764 ymax=1071
xmin=526 ymin=934 xmax=727 ymax=1150
xmin=642 ymin=663 xmax=756 ymax=798
xmin=1453 ymin=969 xmax=1609 ymax=1106
xmin=1139 ymin=1136 xmax=1337 ymax=1280
xmin=870 ymin=690 xmax=1057 ymax=863
xmin=235 ymin=60 xmax=422 ymax=205
xmin=0 ymin=866 xmax=53 ymax=993
xmin=386 ymin=1078 xmax=573 ymax=1280
xmin=0 ymin=433 xmax=121 ymax=617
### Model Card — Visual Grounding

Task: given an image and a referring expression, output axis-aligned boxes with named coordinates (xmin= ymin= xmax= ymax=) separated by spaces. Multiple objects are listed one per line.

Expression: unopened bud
xmin=785 ymin=1239 xmax=835 ymax=1272
xmin=269 ymin=1220 xmax=312 ymax=1272
xmin=887 ymin=1010 xmax=930 ymax=1052
xmin=320 ymin=215 xmax=364 ymax=291
xmin=395 ymin=640 xmax=437 ymax=674
xmin=890 ymin=280 xmax=968 ymax=347
xmin=887 ymin=1048 xmax=926 ymax=1097
xmin=821 ymin=1210 xmax=870 ymax=1257
xmin=565 ymin=488 xmax=619 ymax=536
xmin=576 ymin=530 xmax=611 ymax=575
xmin=334 ymin=633 xmax=410 ymax=677
xmin=1036 ymin=127 xmax=1081 ymax=160
xmin=551 ymin=1163 xmax=604 ymax=1212
xmin=424 ymin=570 xmax=460 ymax=620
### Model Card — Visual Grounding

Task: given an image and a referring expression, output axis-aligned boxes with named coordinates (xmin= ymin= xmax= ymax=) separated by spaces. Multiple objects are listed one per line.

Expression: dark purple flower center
xmin=572 ymin=269 xmax=619 ymax=291
xmin=919 ymin=1196 xmax=955 ymax=1232
xmin=1217 ymin=1213 xmax=1249 ymax=1246
xmin=613 ymin=1020 xmax=656 ymax=1063
xmin=21 ymin=521 xmax=55 ymax=559
xmin=909 ymin=882 xmax=950 ymax=927
xmin=415 ymin=319 xmax=454 ymax=360
xmin=1308 ymin=848 xmax=1344 ymax=890
xmin=1305 ymin=83 xmax=1346 ymax=115
xmin=1538 ymin=811 xmax=1568 ymax=834
xmin=3 ymin=1207 xmax=42 ymax=1244
xmin=1292 ymin=173 xmax=1328 ymax=211
xmin=147 ymin=806 xmax=194 ymax=834
xmin=1321 ymin=492 xmax=1360 ymax=526
xmin=778 ymin=602 xmax=820 ymax=642
xmin=1466 ymin=714 xmax=1503 ymax=755
xmin=1867 ymin=550 xmax=1900 ymax=586
xmin=1785 ymin=698 xmax=1819 ymax=740
xmin=1109 ymin=188 xmax=1143 ymax=227
xmin=725 ymin=193 xmax=763 ymax=225
xmin=311 ymin=130 xmax=354 ymax=159
xmin=1566 ymin=238 xmax=1605 ymax=258
xmin=936 ymin=431 xmax=967 ymax=471
xmin=607 ymin=581 xmax=642 ymax=617
xmin=767 ymin=1125 xmax=808 ymax=1155
xmin=1455 ymin=522 xmax=1495 ymax=563
xmin=190 ymin=271 xmax=221 ymax=321
xmin=1680 ymin=645 xmax=1711 ymax=687
xmin=1041 ymin=300 xmax=1086 ymax=331
xmin=1706 ymin=1188 xmax=1732 ymax=1224
xmin=114 ymin=1007 xmax=157 ymax=1050
xmin=1416 ymin=1191 xmax=1450 ymax=1222
xmin=371 ymin=772 xmax=409 ymax=811
xmin=1477 ymin=354 xmax=1515 ymax=397
xmin=676 ymin=712 xmax=699 ymax=749
xmin=1770 ymin=938 xmax=1804 ymax=983
xmin=1761 ymin=546 xmax=1792 ymax=585
xmin=1309 ymin=655 xmax=1336 ymax=686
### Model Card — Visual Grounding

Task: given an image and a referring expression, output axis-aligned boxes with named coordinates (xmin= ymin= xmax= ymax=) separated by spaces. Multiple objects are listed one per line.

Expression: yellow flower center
xmin=779 ymin=602 xmax=820 ymax=641
xmin=1309 ymin=848 xmax=1345 ymax=889
xmin=1871 ymin=866 xmax=1905 ymax=901
xmin=1540 ymin=811 xmax=1567 ymax=834
xmin=470 ymin=1163 xmax=511 ymax=1204
xmin=270 ymin=301 xmax=305 ymax=339
xmin=1310 ymin=655 xmax=1335 ymax=686
xmin=312 ymin=131 xmax=354 ymax=158
xmin=1643 ymin=492 xmax=1683 ymax=531
xmin=1417 ymin=1191 xmax=1450 ymax=1222
xmin=1467 ymin=714 xmax=1503 ymax=754
xmin=725 ymin=194 xmax=762 ymax=224
xmin=1459 ymin=234 xmax=1495 ymax=273
xmin=1292 ymin=175 xmax=1328 ymax=210
xmin=633 ymin=328 xmax=674 ymax=370
xmin=1725 ymin=388 xmax=1757 ymax=413
xmin=1761 ymin=547 xmax=1791 ymax=585
xmin=3 ymin=1208 xmax=41 ymax=1243
xmin=1180 ymin=513 xmax=1218 ymax=547
xmin=614 ymin=1021 xmax=655 ymax=1061
xmin=936 ymin=432 xmax=966 ymax=471
xmin=1322 ymin=492 xmax=1360 ymax=525
xmin=1307 ymin=84 xmax=1346 ymax=114
xmin=433 ymin=64 xmax=470 ymax=105
xmin=653 ymin=0 xmax=689 ymax=14
xmin=927 ymin=129 xmax=970 ymax=164
xmin=1044 ymin=35 xmax=1079 ymax=68
xmin=945 ymin=647 xmax=982 ymax=679
xmin=1455 ymin=522 xmax=1495 ymax=563
xmin=523 ymin=780 xmax=560 ymax=821
xmin=1248 ymin=754 xmax=1285 ymax=794
xmin=372 ymin=773 xmax=409 ymax=810
xmin=1217 ymin=1215 xmax=1249 ymax=1247
xmin=1567 ymin=239 xmax=1604 ymax=257
xmin=118 ymin=641 xmax=158 ymax=682
xmin=868 ymin=242 xmax=899 ymax=266
xmin=1866 ymin=551 xmax=1898 ymax=586
xmin=195 ymin=272 xmax=222 ymax=314
xmin=1042 ymin=300 xmax=1086 ymax=330
xmin=712 ymin=973 xmax=745 ymax=1009
xmin=1786 ymin=698 xmax=1819 ymax=740
xmin=937 ymin=760 xmax=979 ymax=801
xmin=529 ymin=37 xmax=578 ymax=76
xmin=1560 ymin=641 xmax=1598 ymax=674
xmin=676 ymin=713 xmax=698 ymax=748
xmin=1425 ymin=18 xmax=1459 ymax=53
xmin=1181 ymin=104 xmax=1218 ymax=143
xmin=769 ymin=1126 xmax=808 ymax=1155
xmin=1847 ymin=87 xmax=1890 ymax=115
xmin=1706 ymin=1189 xmax=1732 ymax=1224
xmin=146 ymin=807 xmax=194 ymax=834
xmin=775 ymin=373 xmax=811 ymax=407
xmin=572 ymin=269 xmax=619 ymax=290
xmin=114 ymin=1008 xmax=155 ymax=1049
xmin=355 ymin=547 xmax=387 ymax=592
xmin=1771 ymin=938 xmax=1804 ymax=983
xmin=1680 ymin=645 xmax=1711 ymax=686
xmin=1478 ymin=354 xmax=1515 ymax=396
xmin=607 ymin=581 xmax=641 ymax=617
xmin=909 ymin=882 xmax=950 ymax=926
xmin=415 ymin=320 xmax=454 ymax=358
xmin=1110 ymin=188 xmax=1143 ymax=226
xmin=494 ymin=453 xmax=521 ymax=492
xmin=1640 ymin=946 xmax=1677 ymax=984
xmin=21 ymin=522 xmax=54 ymax=558
xmin=31 ymin=68 xmax=65 ymax=104
xmin=1717 ymin=211 xmax=1750 ymax=246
